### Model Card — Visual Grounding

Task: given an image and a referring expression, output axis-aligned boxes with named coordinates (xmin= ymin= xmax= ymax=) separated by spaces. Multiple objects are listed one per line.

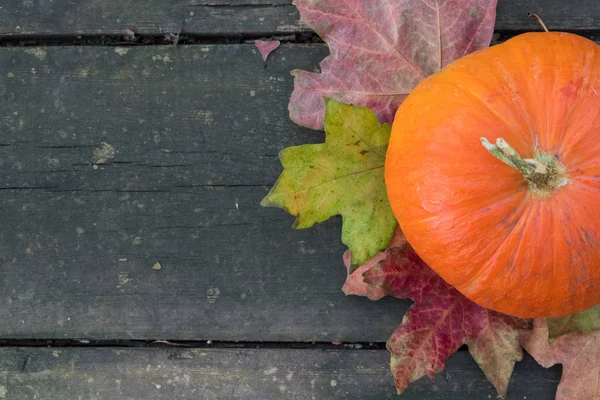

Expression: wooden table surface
xmin=0 ymin=0 xmax=596 ymax=398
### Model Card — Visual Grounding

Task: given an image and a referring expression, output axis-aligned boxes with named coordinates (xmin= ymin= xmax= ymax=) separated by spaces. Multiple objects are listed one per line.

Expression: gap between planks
xmin=0 ymin=30 xmax=598 ymax=48
xmin=0 ymin=339 xmax=388 ymax=350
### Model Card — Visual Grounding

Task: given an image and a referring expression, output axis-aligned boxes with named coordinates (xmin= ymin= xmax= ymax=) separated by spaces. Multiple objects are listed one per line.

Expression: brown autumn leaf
xmin=521 ymin=319 xmax=600 ymax=400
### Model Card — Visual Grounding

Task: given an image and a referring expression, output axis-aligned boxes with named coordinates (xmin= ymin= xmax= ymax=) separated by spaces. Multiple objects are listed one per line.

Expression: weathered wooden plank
xmin=0 ymin=0 xmax=304 ymax=37
xmin=1 ymin=34 xmax=599 ymax=341
xmin=0 ymin=347 xmax=560 ymax=399
xmin=0 ymin=0 xmax=598 ymax=38
xmin=496 ymin=0 xmax=600 ymax=32
xmin=0 ymin=44 xmax=414 ymax=341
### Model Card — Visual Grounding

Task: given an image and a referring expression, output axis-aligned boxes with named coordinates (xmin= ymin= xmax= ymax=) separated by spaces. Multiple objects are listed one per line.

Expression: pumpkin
xmin=385 ymin=32 xmax=600 ymax=318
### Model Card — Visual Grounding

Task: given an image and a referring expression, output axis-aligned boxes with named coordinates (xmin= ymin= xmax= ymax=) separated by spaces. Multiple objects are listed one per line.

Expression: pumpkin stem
xmin=481 ymin=137 xmax=569 ymax=195
xmin=527 ymin=12 xmax=549 ymax=32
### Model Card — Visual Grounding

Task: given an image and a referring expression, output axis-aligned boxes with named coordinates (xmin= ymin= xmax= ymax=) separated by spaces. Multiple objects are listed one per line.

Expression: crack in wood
xmin=20 ymin=356 xmax=31 ymax=372
xmin=0 ymin=339 xmax=388 ymax=350
xmin=0 ymin=32 xmax=322 ymax=47
xmin=194 ymin=2 xmax=290 ymax=8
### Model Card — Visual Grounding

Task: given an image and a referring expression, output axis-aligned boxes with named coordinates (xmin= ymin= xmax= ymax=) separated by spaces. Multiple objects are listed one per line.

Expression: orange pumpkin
xmin=385 ymin=32 xmax=600 ymax=318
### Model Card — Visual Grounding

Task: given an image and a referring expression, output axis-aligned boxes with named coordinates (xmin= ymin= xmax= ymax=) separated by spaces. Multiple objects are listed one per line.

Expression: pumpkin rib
xmin=513 ymin=189 xmax=598 ymax=315
xmin=573 ymin=176 xmax=600 ymax=188
xmin=557 ymin=44 xmax=600 ymax=156
xmin=410 ymin=183 xmax=526 ymax=227
xmin=457 ymin=195 xmax=530 ymax=294
xmin=439 ymin=54 xmax=536 ymax=151
xmin=504 ymin=199 xmax=559 ymax=314
xmin=460 ymin=193 xmax=534 ymax=297
xmin=458 ymin=82 xmax=533 ymax=149
xmin=508 ymin=198 xmax=539 ymax=281
xmin=539 ymin=36 xmax=600 ymax=161
xmin=556 ymin=50 xmax=596 ymax=154
xmin=423 ymin=189 xmax=528 ymax=290
xmin=555 ymin=190 xmax=599 ymax=294
xmin=551 ymin=198 xmax=559 ymax=293
xmin=543 ymin=52 xmax=559 ymax=150
xmin=545 ymin=198 xmax=562 ymax=312
xmin=557 ymin=109 xmax=600 ymax=171
xmin=454 ymin=74 xmax=523 ymax=133
xmin=487 ymin=50 xmax=538 ymax=146
xmin=567 ymin=157 xmax=600 ymax=175
xmin=522 ymin=34 xmax=569 ymax=151
xmin=508 ymin=34 xmax=589 ymax=152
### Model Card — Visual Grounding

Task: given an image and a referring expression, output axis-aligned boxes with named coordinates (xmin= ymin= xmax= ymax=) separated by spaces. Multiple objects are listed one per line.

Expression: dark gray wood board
xmin=0 ymin=0 xmax=304 ymax=37
xmin=0 ymin=347 xmax=561 ymax=399
xmin=496 ymin=0 xmax=600 ymax=32
xmin=0 ymin=0 xmax=598 ymax=38
xmin=0 ymin=44 xmax=412 ymax=341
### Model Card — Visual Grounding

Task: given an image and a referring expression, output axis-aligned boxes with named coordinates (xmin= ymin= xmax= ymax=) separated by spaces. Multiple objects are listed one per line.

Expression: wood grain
xmin=0 ymin=0 xmax=303 ymax=37
xmin=0 ymin=44 xmax=412 ymax=341
xmin=0 ymin=347 xmax=561 ymax=399
xmin=0 ymin=1 xmax=588 ymax=398
xmin=0 ymin=0 xmax=597 ymax=38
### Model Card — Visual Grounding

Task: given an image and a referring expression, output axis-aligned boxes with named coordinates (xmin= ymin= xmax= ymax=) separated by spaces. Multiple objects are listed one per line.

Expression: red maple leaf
xmin=346 ymin=236 xmax=528 ymax=397
xmin=521 ymin=319 xmax=600 ymax=400
xmin=290 ymin=0 xmax=498 ymax=129
xmin=342 ymin=228 xmax=406 ymax=300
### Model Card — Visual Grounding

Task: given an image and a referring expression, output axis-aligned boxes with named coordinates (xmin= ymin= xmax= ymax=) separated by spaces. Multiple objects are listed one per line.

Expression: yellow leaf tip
xmin=260 ymin=195 xmax=273 ymax=207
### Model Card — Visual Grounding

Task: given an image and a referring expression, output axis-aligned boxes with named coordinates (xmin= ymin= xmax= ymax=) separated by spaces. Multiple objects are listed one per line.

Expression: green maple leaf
xmin=548 ymin=304 xmax=600 ymax=342
xmin=262 ymin=99 xmax=397 ymax=269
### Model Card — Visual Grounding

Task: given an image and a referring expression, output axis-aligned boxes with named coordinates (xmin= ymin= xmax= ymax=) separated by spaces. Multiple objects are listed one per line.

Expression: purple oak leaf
xmin=290 ymin=0 xmax=498 ymax=129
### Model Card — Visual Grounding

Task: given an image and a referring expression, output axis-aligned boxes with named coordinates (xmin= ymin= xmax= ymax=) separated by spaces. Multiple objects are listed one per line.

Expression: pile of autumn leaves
xmin=261 ymin=0 xmax=600 ymax=399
